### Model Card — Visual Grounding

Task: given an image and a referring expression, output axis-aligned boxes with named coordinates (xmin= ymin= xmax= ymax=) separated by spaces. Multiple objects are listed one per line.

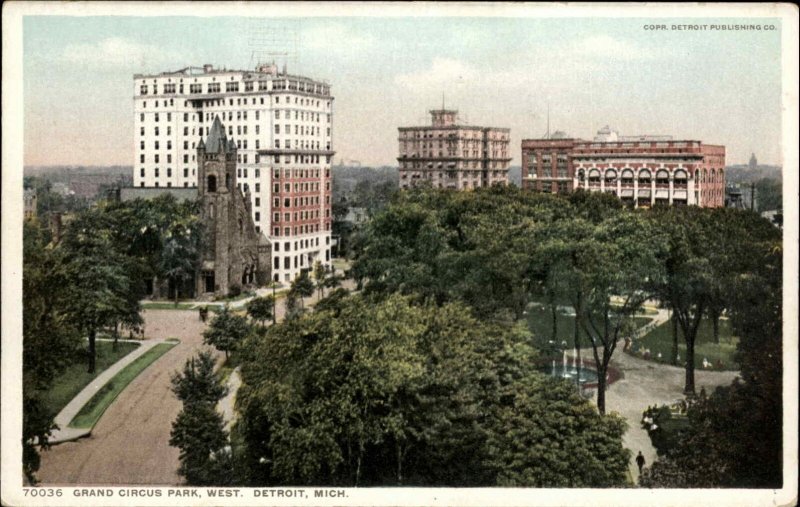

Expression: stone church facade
xmin=195 ymin=117 xmax=271 ymax=298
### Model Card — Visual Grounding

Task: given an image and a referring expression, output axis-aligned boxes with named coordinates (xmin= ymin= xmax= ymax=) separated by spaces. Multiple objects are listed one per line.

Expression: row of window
xmin=272 ymin=194 xmax=330 ymax=209
xmin=272 ymin=209 xmax=324 ymax=223
xmin=272 ymin=222 xmax=331 ymax=237
xmin=273 ymin=236 xmax=326 ymax=253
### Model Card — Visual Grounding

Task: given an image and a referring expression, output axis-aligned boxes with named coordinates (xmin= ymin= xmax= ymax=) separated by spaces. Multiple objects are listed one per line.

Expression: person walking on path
xmin=636 ymin=451 xmax=646 ymax=474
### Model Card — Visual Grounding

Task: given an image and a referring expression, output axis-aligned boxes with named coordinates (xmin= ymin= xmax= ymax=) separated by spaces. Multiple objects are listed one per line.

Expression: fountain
xmin=562 ymin=350 xmax=571 ymax=378
xmin=551 ymin=360 xmax=556 ymax=377
xmin=570 ymin=347 xmax=579 ymax=375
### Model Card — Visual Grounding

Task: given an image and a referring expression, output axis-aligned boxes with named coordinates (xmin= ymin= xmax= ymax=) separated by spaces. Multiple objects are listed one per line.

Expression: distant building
xmin=397 ymin=109 xmax=511 ymax=190
xmin=521 ymin=126 xmax=726 ymax=208
xmin=23 ymin=189 xmax=37 ymax=220
xmin=343 ymin=206 xmax=369 ymax=226
xmin=725 ymin=183 xmax=757 ymax=211
xmin=749 ymin=153 xmax=758 ymax=170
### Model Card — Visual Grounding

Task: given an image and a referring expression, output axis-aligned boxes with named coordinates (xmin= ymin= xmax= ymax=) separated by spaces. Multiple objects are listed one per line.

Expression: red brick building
xmin=521 ymin=132 xmax=726 ymax=207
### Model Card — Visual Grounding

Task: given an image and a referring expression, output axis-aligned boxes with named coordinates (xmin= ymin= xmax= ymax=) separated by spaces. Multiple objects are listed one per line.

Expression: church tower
xmin=196 ymin=116 xmax=238 ymax=296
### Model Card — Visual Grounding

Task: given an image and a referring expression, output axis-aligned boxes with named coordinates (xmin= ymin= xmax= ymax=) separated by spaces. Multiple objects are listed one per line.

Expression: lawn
xmin=69 ymin=341 xmax=178 ymax=429
xmin=40 ymin=341 xmax=141 ymax=419
xmin=525 ymin=302 xmax=652 ymax=352
xmin=141 ymin=301 xmax=197 ymax=310
xmin=631 ymin=317 xmax=739 ymax=371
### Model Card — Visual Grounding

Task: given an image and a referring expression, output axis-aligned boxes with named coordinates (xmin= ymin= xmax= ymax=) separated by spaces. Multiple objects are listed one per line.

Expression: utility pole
xmin=751 ymin=181 xmax=756 ymax=210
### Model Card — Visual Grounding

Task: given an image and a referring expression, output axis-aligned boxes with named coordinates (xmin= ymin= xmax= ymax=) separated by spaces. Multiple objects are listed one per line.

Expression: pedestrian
xmin=636 ymin=451 xmax=646 ymax=474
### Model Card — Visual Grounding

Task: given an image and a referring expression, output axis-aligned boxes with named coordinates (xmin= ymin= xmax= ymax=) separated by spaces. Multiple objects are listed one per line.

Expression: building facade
xmin=132 ymin=63 xmax=333 ymax=282
xmin=521 ymin=128 xmax=726 ymax=208
xmin=398 ymin=109 xmax=511 ymax=190
xmin=196 ymin=117 xmax=271 ymax=297
xmin=23 ymin=189 xmax=37 ymax=220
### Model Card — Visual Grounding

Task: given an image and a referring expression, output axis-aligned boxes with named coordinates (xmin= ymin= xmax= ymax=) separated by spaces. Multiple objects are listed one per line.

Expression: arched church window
xmin=207 ymin=175 xmax=217 ymax=193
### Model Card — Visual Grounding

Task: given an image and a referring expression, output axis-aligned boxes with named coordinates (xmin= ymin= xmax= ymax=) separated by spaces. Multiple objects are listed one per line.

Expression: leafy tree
xmin=246 ymin=295 xmax=275 ymax=328
xmin=290 ymin=271 xmax=315 ymax=309
xmin=558 ymin=211 xmax=662 ymax=414
xmin=641 ymin=209 xmax=782 ymax=488
xmin=312 ymin=260 xmax=327 ymax=299
xmin=170 ymin=351 xmax=232 ymax=485
xmin=203 ymin=305 xmax=250 ymax=360
xmin=61 ymin=208 xmax=140 ymax=373
xmin=22 ymin=221 xmax=82 ymax=484
xmin=234 ymin=293 xmax=630 ymax=487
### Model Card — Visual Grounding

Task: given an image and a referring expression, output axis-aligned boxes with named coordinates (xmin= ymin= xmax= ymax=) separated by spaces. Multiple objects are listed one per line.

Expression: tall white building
xmin=133 ymin=64 xmax=334 ymax=283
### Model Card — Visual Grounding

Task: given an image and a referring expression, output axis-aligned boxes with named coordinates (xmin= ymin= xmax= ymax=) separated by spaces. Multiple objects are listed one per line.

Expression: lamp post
xmin=270 ymin=281 xmax=278 ymax=324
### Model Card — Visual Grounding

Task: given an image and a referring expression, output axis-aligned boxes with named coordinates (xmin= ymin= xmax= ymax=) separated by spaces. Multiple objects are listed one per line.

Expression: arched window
xmin=588 ymin=169 xmax=601 ymax=183
xmin=638 ymin=169 xmax=652 ymax=185
xmin=605 ymin=169 xmax=617 ymax=183
xmin=208 ymin=203 xmax=215 ymax=218
xmin=674 ymin=169 xmax=688 ymax=188
xmin=207 ymin=174 xmax=217 ymax=193
xmin=577 ymin=169 xmax=585 ymax=181
xmin=238 ymin=217 xmax=243 ymax=235
xmin=621 ymin=169 xmax=634 ymax=186
xmin=656 ymin=170 xmax=670 ymax=186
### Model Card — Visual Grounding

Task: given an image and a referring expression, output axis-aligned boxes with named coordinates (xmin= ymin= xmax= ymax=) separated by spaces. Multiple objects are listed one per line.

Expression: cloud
xmin=393 ymin=57 xmax=479 ymax=90
xmin=62 ymin=37 xmax=176 ymax=68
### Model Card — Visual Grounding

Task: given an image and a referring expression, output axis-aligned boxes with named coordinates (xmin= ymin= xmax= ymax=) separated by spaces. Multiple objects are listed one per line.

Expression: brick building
xmin=398 ymin=109 xmax=511 ymax=190
xmin=521 ymin=127 xmax=726 ymax=207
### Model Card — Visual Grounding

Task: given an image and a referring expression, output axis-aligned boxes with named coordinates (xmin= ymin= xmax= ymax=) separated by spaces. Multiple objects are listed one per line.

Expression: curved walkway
xmin=576 ymin=339 xmax=738 ymax=483
xmin=37 ymin=282 xmax=356 ymax=485
xmin=48 ymin=338 xmax=171 ymax=444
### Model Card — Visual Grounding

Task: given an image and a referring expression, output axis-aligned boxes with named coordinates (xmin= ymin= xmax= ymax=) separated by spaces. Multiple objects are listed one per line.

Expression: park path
xmin=37 ymin=281 xmax=356 ymax=485
xmin=48 ymin=338 xmax=170 ymax=444
xmin=567 ymin=303 xmax=737 ymax=484
xmin=217 ymin=367 xmax=241 ymax=433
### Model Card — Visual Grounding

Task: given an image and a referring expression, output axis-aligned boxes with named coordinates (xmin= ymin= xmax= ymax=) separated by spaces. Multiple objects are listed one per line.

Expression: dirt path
xmin=37 ymin=310 xmax=215 ymax=485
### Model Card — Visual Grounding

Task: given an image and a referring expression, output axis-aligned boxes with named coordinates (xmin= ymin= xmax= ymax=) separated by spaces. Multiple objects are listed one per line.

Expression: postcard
xmin=2 ymin=2 xmax=797 ymax=506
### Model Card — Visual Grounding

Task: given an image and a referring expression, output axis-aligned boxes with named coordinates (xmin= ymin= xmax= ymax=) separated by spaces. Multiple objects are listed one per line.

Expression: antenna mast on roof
xmin=542 ymin=104 xmax=551 ymax=139
xmin=247 ymin=20 xmax=299 ymax=72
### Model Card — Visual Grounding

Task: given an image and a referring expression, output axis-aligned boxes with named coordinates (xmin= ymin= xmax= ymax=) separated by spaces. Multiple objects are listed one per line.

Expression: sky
xmin=23 ymin=14 xmax=784 ymax=167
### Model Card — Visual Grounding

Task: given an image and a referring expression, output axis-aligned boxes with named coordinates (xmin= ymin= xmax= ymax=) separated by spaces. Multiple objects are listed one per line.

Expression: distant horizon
xmin=24 ymin=15 xmax=784 ymax=167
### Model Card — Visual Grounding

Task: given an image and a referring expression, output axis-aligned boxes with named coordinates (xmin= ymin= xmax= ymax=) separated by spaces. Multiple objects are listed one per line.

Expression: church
xmin=120 ymin=116 xmax=271 ymax=299
xmin=195 ymin=117 xmax=271 ymax=297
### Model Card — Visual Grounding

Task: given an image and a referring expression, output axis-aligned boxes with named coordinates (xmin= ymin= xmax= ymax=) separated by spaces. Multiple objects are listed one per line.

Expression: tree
xmin=61 ymin=208 xmax=141 ymax=373
xmin=290 ymin=271 xmax=315 ymax=309
xmin=312 ymin=261 xmax=327 ymax=299
xmin=246 ymin=296 xmax=275 ymax=328
xmin=234 ymin=293 xmax=630 ymax=487
xmin=568 ymin=211 xmax=663 ymax=414
xmin=22 ymin=221 xmax=82 ymax=484
xmin=170 ymin=351 xmax=232 ymax=485
xmin=641 ymin=209 xmax=782 ymax=488
xmin=203 ymin=305 xmax=250 ymax=360
xmin=171 ymin=352 xmax=228 ymax=405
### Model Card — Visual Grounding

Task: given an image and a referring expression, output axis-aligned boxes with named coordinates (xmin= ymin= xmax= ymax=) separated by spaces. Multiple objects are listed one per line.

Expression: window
xmin=225 ymin=82 xmax=239 ymax=92
xmin=155 ymin=154 xmax=160 ymax=163
xmin=208 ymin=82 xmax=220 ymax=93
xmin=140 ymin=154 xmax=145 ymax=163
xmin=140 ymin=168 xmax=145 ymax=177
xmin=140 ymin=85 xmax=148 ymax=95
xmin=155 ymin=168 xmax=160 ymax=177
xmin=190 ymin=83 xmax=202 ymax=94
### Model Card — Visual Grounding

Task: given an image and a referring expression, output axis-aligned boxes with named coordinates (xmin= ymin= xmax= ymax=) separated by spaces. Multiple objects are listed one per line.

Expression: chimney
xmin=203 ymin=64 xmax=213 ymax=73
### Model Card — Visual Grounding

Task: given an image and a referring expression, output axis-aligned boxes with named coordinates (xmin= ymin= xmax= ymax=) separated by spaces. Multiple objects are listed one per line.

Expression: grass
xmin=525 ymin=302 xmax=652 ymax=351
xmin=632 ymin=317 xmax=739 ymax=371
xmin=69 ymin=342 xmax=178 ymax=429
xmin=141 ymin=301 xmax=196 ymax=310
xmin=40 ymin=341 xmax=140 ymax=418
